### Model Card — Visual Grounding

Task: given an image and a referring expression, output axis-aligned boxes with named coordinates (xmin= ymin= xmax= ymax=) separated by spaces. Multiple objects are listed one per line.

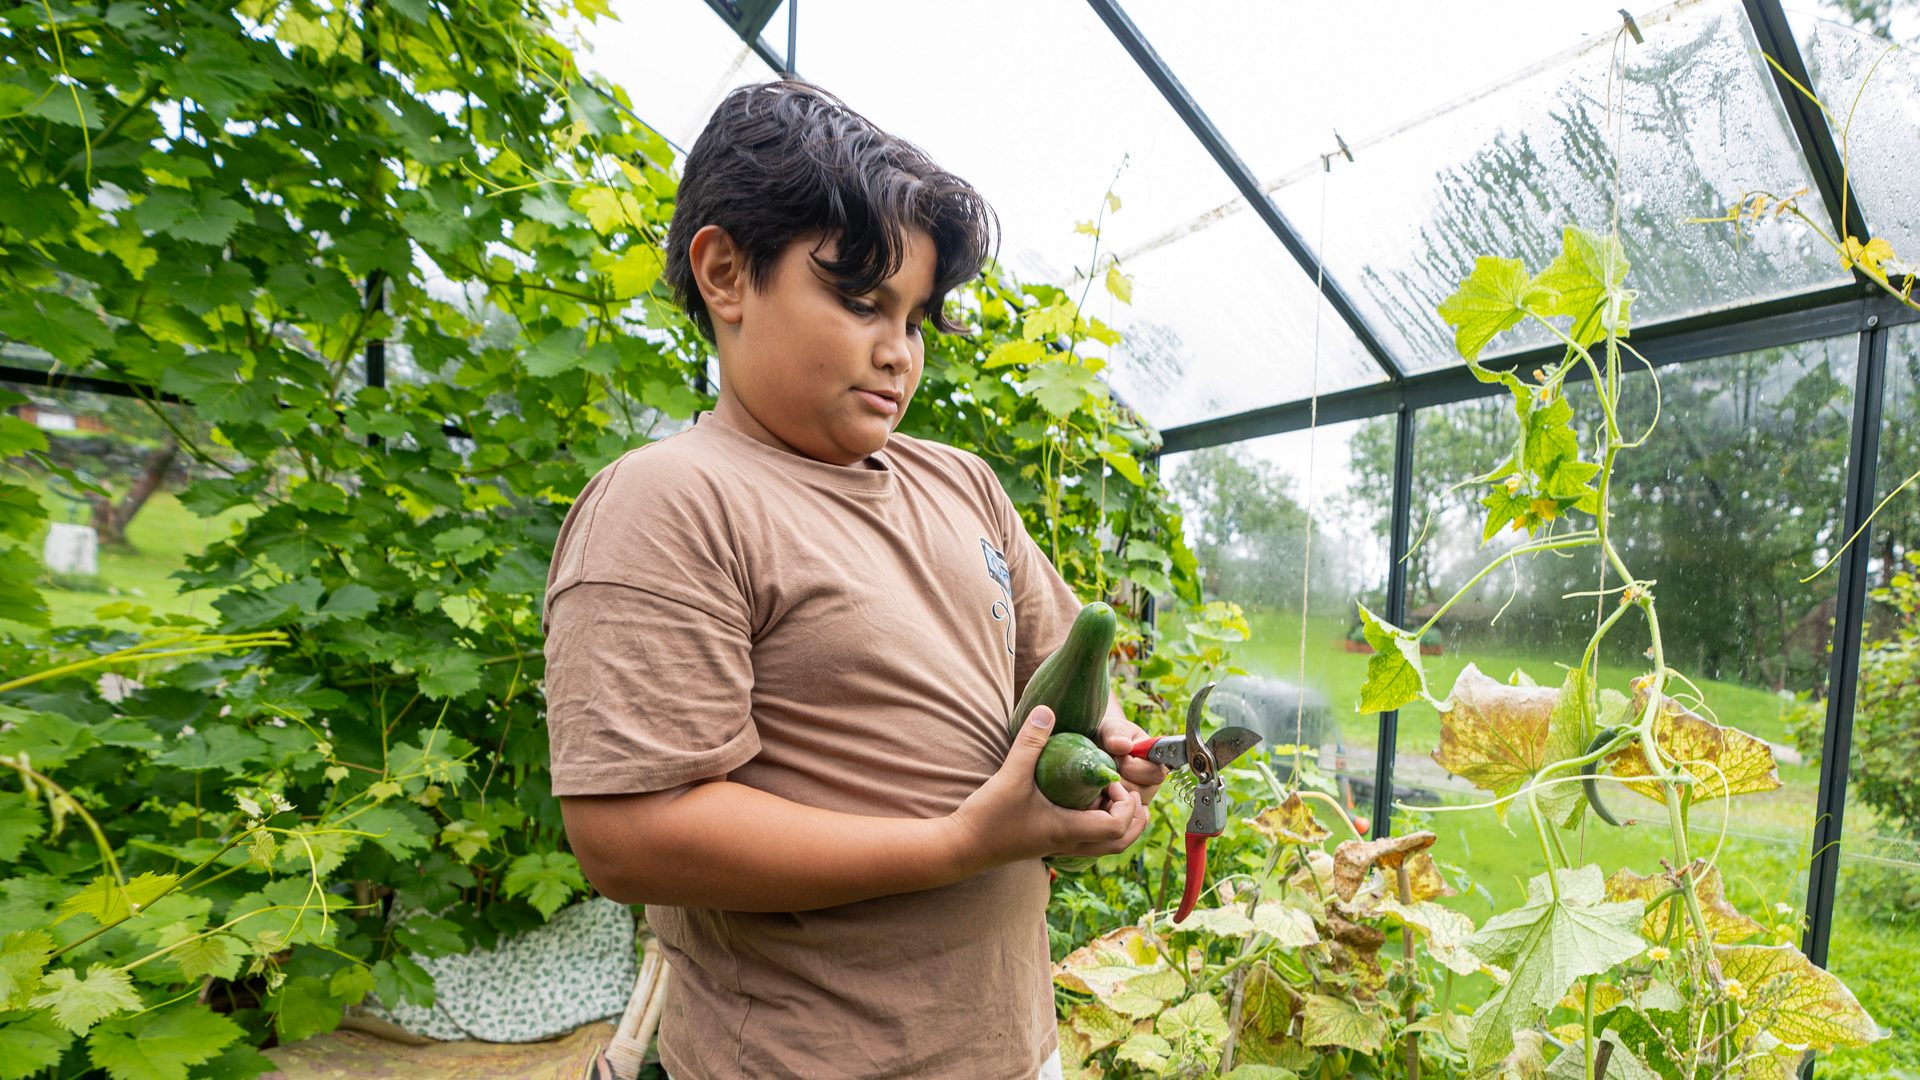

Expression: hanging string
xmin=1291 ymin=143 xmax=1338 ymax=786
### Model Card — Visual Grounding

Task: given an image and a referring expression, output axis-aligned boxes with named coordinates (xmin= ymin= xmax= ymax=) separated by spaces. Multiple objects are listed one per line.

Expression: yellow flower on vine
xmin=1841 ymin=236 xmax=1896 ymax=275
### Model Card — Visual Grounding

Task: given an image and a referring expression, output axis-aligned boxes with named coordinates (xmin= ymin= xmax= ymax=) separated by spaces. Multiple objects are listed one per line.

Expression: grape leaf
xmin=1717 ymin=943 xmax=1883 ymax=1051
xmin=270 ymin=974 xmax=344 ymax=1044
xmin=1605 ymin=691 xmax=1781 ymax=803
xmin=0 ymin=1010 xmax=72 ymax=1080
xmin=355 ymin=804 xmax=433 ymax=859
xmin=502 ymin=851 xmax=586 ymax=918
xmin=0 ymin=929 xmax=54 ymax=1009
xmin=1464 ymin=866 xmax=1647 ymax=1069
xmin=0 ymin=291 xmax=116 ymax=366
xmin=1301 ymin=992 xmax=1387 ymax=1054
xmin=133 ymin=189 xmax=247 ymax=247
xmin=1355 ymin=603 xmax=1445 ymax=713
xmin=87 ymin=1002 xmax=242 ymax=1080
xmin=155 ymin=926 xmax=242 ymax=982
xmin=1534 ymin=225 xmax=1635 ymax=347
xmin=226 ymin=878 xmax=343 ymax=952
xmin=55 ymin=871 xmax=179 ymax=926
xmin=29 ymin=964 xmax=143 ymax=1034
xmin=1436 ymin=255 xmax=1556 ymax=362
xmin=0 ymin=791 xmax=44 ymax=863
xmin=1023 ymin=363 xmax=1107 ymax=418
xmin=372 ymin=954 xmax=436 ymax=1008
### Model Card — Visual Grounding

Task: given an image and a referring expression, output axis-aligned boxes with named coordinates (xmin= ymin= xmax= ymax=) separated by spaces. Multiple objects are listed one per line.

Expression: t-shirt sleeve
xmin=541 ymin=454 xmax=759 ymax=796
xmin=973 ymin=458 xmax=1084 ymax=699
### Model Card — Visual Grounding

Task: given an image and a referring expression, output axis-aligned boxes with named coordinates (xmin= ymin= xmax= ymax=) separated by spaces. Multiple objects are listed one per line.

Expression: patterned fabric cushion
xmin=361 ymin=897 xmax=638 ymax=1043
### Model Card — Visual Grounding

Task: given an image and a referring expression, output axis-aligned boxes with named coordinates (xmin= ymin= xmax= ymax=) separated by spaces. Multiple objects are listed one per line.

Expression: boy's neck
xmin=706 ymin=396 xmax=889 ymax=470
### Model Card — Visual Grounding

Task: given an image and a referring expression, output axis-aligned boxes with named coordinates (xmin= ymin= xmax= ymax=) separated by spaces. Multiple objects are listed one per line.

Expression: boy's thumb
xmin=1012 ymin=705 xmax=1055 ymax=755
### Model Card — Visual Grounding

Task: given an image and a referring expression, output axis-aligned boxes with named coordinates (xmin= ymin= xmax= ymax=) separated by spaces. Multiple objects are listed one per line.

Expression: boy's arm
xmin=563 ymin=782 xmax=969 ymax=911
xmin=564 ymin=704 xmax=1148 ymax=911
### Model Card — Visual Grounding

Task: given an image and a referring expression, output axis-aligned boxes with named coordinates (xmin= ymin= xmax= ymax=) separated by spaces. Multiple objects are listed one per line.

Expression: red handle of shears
xmin=1128 ymin=736 xmax=1160 ymax=759
xmin=1173 ymin=832 xmax=1208 ymax=923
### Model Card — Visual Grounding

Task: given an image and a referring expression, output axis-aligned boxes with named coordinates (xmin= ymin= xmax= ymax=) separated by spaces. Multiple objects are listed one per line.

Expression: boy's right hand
xmin=947 ymin=706 xmax=1148 ymax=872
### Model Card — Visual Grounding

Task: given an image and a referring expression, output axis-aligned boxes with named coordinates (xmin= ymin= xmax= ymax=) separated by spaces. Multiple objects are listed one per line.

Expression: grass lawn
xmin=1209 ymin=603 xmax=1916 ymax=1072
xmin=5 ymin=477 xmax=255 ymax=637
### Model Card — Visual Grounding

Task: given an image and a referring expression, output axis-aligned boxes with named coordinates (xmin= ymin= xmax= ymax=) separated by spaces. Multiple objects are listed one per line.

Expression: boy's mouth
xmin=853 ymin=387 xmax=901 ymax=416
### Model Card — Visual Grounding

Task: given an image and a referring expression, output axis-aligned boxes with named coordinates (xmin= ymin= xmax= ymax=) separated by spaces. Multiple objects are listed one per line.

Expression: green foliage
xmin=0 ymin=4 xmax=1205 ymax=1076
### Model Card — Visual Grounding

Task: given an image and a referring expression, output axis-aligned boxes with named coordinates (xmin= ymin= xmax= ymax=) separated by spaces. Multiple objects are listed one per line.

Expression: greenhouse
xmin=0 ymin=0 xmax=1915 ymax=1077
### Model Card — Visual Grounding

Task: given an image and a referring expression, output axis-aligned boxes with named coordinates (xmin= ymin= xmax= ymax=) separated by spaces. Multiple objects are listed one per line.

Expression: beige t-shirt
xmin=541 ymin=411 xmax=1082 ymax=1079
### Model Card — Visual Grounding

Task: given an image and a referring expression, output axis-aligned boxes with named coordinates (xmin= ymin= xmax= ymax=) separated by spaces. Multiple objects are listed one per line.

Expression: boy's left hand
xmin=1096 ymin=699 xmax=1166 ymax=807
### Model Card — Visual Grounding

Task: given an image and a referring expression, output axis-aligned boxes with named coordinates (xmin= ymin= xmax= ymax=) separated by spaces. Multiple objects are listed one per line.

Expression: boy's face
xmin=703 ymin=226 xmax=936 ymax=466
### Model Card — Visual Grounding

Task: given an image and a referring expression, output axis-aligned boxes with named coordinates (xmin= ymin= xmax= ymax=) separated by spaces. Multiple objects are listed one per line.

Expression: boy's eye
xmin=843 ymin=298 xmax=878 ymax=317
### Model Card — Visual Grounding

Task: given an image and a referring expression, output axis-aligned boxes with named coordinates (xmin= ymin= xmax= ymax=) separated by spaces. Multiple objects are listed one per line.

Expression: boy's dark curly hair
xmin=664 ymin=80 xmax=997 ymax=342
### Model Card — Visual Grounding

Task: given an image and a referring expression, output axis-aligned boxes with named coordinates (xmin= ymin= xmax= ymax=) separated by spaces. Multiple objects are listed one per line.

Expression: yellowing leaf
xmin=570 ymin=186 xmax=645 ymax=235
xmin=1404 ymin=853 xmax=1458 ymax=902
xmin=1238 ymin=962 xmax=1296 ymax=1041
xmin=1115 ymin=1031 xmax=1172 ymax=1072
xmin=1355 ymin=603 xmax=1445 ymax=714
xmin=1247 ymin=793 xmax=1331 ymax=847
xmin=1162 ymin=905 xmax=1255 ymax=938
xmin=1604 ymin=862 xmax=1764 ymax=944
xmin=1301 ymin=992 xmax=1387 ymax=1054
xmin=1069 ymin=1002 xmax=1133 ymax=1055
xmin=1717 ymin=944 xmax=1883 ymax=1051
xmin=1106 ymin=192 xmax=1123 ymax=214
xmin=1432 ymin=664 xmax=1563 ymax=818
xmin=1105 ymin=264 xmax=1133 ymax=304
xmin=1436 ymin=255 xmax=1556 ymax=361
xmin=1250 ymin=902 xmax=1320 ymax=947
xmin=1605 ymin=692 xmax=1781 ymax=803
xmin=1840 ymin=235 xmax=1896 ymax=275
xmin=1053 ymin=926 xmax=1163 ymax=1000
xmin=1330 ymin=831 xmax=1437 ymax=901
xmin=1074 ymin=219 xmax=1099 ymax=237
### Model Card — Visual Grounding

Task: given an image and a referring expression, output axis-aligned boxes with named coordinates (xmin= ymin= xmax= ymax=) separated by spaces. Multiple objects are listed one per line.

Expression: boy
xmin=541 ymin=81 xmax=1167 ymax=1079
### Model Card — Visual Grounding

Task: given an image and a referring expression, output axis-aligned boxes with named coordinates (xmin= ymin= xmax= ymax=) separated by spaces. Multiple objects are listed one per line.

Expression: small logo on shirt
xmin=981 ymin=538 xmax=1015 ymax=657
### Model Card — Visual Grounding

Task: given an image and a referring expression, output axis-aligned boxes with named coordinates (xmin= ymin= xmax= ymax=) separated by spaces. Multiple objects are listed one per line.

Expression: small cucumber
xmin=1581 ymin=727 xmax=1626 ymax=826
xmin=1035 ymin=732 xmax=1123 ymax=810
xmin=1008 ymin=602 xmax=1118 ymax=741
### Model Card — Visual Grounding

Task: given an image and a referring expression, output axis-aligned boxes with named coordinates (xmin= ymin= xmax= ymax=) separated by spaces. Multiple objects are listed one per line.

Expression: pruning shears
xmin=1125 ymin=683 xmax=1261 ymax=924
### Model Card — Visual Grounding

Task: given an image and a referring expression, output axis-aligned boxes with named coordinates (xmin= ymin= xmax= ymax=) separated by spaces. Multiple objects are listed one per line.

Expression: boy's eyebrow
xmin=868 ymin=280 xmax=935 ymax=314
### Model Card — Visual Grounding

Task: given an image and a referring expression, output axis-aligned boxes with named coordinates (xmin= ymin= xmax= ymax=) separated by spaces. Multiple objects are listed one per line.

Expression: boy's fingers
xmin=1115 ymin=756 xmax=1165 ymax=788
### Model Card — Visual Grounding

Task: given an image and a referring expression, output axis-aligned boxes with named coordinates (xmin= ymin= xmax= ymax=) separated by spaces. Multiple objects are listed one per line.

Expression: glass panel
xmin=1 ymin=381 xmax=240 ymax=634
xmin=1120 ymin=1 xmax=1635 ymax=201
xmin=574 ymin=0 xmax=784 ymax=155
xmin=1261 ymin=0 xmax=1847 ymax=372
xmin=1788 ymin=4 xmax=1920 ymax=268
xmin=697 ymin=0 xmax=1380 ymax=426
xmin=1159 ymin=419 xmax=1391 ymax=817
xmin=1826 ymin=322 xmax=1920 ymax=1080
xmin=1393 ymin=338 xmax=1854 ymax=1008
xmin=1099 ymin=216 xmax=1383 ymax=430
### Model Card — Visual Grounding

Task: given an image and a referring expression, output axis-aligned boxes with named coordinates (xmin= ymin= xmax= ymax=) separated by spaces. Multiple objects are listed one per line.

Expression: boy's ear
xmin=689 ymin=224 xmax=747 ymax=331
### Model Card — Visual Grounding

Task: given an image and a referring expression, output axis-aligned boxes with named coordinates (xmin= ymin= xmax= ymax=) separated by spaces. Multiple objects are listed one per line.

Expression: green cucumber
xmin=1036 ymin=732 xmax=1123 ymax=810
xmin=1008 ymin=601 xmax=1117 ymax=741
xmin=1581 ymin=727 xmax=1625 ymax=826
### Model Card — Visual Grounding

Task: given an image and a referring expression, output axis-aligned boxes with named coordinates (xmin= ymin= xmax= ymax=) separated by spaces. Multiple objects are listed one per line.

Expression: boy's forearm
xmin=578 ymin=780 xmax=986 ymax=912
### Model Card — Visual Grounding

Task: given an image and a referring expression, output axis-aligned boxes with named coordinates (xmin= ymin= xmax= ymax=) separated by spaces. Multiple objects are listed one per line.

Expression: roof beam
xmin=1743 ymin=0 xmax=1874 ymax=258
xmin=1158 ymin=283 xmax=1915 ymax=454
xmin=1083 ymin=0 xmax=1405 ymax=383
